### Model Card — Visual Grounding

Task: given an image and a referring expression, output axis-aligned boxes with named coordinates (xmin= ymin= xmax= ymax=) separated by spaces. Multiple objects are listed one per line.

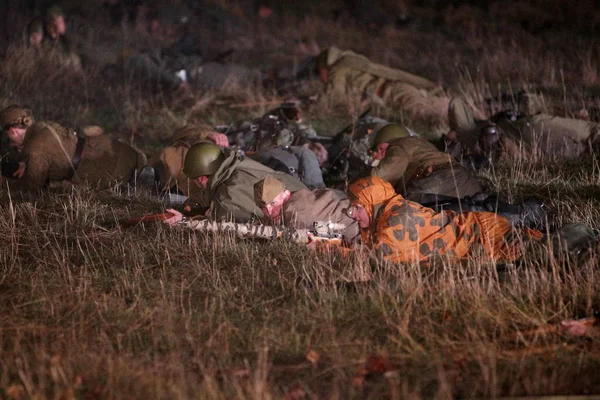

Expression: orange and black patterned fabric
xmin=349 ymin=177 xmax=542 ymax=263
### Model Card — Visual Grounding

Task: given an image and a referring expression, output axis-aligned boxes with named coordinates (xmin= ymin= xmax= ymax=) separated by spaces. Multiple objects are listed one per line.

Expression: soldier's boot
xmin=491 ymin=197 xmax=549 ymax=229
xmin=550 ymin=223 xmax=599 ymax=258
xmin=133 ymin=166 xmax=158 ymax=191
xmin=420 ymin=193 xmax=548 ymax=229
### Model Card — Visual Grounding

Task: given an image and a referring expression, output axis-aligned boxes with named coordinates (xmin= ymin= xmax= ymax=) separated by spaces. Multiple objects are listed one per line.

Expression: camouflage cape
xmin=349 ymin=177 xmax=543 ymax=264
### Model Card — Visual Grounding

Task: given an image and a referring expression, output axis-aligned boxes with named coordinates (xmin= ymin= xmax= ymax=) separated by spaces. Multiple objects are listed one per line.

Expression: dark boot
xmin=490 ymin=197 xmax=549 ymax=229
xmin=421 ymin=193 xmax=548 ymax=229
xmin=551 ymin=223 xmax=599 ymax=256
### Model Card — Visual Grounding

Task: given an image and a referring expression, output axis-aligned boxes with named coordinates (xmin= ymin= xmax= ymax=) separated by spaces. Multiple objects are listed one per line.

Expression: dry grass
xmin=1 ymin=1 xmax=600 ymax=398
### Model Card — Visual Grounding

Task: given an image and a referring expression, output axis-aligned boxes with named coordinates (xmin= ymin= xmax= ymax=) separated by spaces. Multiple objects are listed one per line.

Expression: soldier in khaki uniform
xmin=253 ymin=175 xmax=359 ymax=242
xmin=369 ymin=124 xmax=482 ymax=202
xmin=164 ymin=143 xmax=307 ymax=223
xmin=316 ymin=47 xmax=448 ymax=131
xmin=449 ymin=96 xmax=600 ymax=161
xmin=150 ymin=125 xmax=228 ymax=206
xmin=0 ymin=105 xmax=146 ymax=189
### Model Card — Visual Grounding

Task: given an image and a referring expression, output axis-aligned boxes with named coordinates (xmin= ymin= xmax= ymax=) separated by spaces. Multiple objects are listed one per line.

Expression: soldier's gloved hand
xmin=163 ymin=208 xmax=184 ymax=227
xmin=208 ymin=132 xmax=229 ymax=147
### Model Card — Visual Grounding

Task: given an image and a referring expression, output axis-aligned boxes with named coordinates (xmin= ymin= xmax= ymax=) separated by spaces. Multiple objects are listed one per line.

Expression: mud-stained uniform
xmin=350 ymin=177 xmax=542 ymax=264
xmin=370 ymin=136 xmax=482 ymax=201
xmin=20 ymin=121 xmax=146 ymax=189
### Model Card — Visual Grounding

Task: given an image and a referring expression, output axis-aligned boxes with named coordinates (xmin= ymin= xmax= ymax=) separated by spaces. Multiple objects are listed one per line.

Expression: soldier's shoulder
xmin=25 ymin=120 xmax=73 ymax=146
xmin=172 ymin=125 xmax=212 ymax=141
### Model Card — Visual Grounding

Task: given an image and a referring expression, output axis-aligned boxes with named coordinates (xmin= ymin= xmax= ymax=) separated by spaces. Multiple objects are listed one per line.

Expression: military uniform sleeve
xmin=211 ymin=184 xmax=257 ymax=222
xmin=293 ymin=147 xmax=325 ymax=189
xmin=326 ymin=64 xmax=350 ymax=99
xmin=23 ymin=152 xmax=51 ymax=188
xmin=371 ymin=145 xmax=409 ymax=185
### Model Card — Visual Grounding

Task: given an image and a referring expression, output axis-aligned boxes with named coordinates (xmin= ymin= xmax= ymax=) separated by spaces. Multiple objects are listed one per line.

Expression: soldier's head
xmin=148 ymin=6 xmax=189 ymax=42
xmin=278 ymin=102 xmax=302 ymax=123
xmin=370 ymin=124 xmax=409 ymax=160
xmin=45 ymin=5 xmax=66 ymax=38
xmin=347 ymin=177 xmax=396 ymax=228
xmin=182 ymin=143 xmax=225 ymax=189
xmin=304 ymin=142 xmax=328 ymax=166
xmin=1 ymin=105 xmax=35 ymax=147
xmin=254 ymin=176 xmax=291 ymax=221
xmin=28 ymin=18 xmax=44 ymax=47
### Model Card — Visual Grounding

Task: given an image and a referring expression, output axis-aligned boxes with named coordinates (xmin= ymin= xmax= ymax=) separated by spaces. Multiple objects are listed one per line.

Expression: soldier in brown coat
xmin=369 ymin=124 xmax=482 ymax=202
xmin=149 ymin=125 xmax=229 ymax=208
xmin=316 ymin=47 xmax=448 ymax=132
xmin=449 ymin=96 xmax=600 ymax=161
xmin=0 ymin=105 xmax=146 ymax=189
xmin=253 ymin=175 xmax=359 ymax=242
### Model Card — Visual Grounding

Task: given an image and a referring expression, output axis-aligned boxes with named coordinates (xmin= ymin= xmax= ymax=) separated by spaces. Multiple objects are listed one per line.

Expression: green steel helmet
xmin=28 ymin=18 xmax=44 ymax=35
xmin=182 ymin=143 xmax=225 ymax=179
xmin=371 ymin=123 xmax=409 ymax=149
xmin=45 ymin=4 xmax=64 ymax=22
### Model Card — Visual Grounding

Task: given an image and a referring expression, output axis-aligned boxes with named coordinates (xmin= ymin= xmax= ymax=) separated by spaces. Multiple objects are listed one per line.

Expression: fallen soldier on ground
xmin=368 ymin=124 xmax=482 ymax=202
xmin=448 ymin=97 xmax=600 ymax=162
xmin=0 ymin=105 xmax=147 ymax=190
xmin=253 ymin=175 xmax=359 ymax=242
xmin=162 ymin=142 xmax=307 ymax=223
xmin=341 ymin=177 xmax=596 ymax=264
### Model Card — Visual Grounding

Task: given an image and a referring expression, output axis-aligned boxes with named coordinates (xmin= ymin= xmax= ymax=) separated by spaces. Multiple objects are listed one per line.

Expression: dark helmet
xmin=371 ymin=123 xmax=409 ymax=149
xmin=0 ymin=105 xmax=35 ymax=131
xmin=182 ymin=143 xmax=225 ymax=179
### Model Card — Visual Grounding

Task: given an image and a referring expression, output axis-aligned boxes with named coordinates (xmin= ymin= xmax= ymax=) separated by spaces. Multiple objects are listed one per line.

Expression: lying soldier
xmin=149 ymin=124 xmax=229 ymax=206
xmin=163 ymin=142 xmax=307 ymax=223
xmin=449 ymin=97 xmax=600 ymax=161
xmin=345 ymin=177 xmax=596 ymax=264
xmin=253 ymin=175 xmax=359 ymax=242
xmin=253 ymin=146 xmax=326 ymax=190
xmin=369 ymin=123 xmax=483 ymax=202
xmin=316 ymin=46 xmax=448 ymax=133
xmin=0 ymin=105 xmax=147 ymax=189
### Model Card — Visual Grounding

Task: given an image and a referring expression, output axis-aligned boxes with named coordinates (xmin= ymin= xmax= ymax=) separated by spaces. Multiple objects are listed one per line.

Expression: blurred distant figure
xmin=27 ymin=18 xmax=44 ymax=47
xmin=42 ymin=4 xmax=82 ymax=71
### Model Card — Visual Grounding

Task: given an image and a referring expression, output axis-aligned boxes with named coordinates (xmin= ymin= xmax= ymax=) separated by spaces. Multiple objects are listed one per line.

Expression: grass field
xmin=1 ymin=1 xmax=600 ymax=398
